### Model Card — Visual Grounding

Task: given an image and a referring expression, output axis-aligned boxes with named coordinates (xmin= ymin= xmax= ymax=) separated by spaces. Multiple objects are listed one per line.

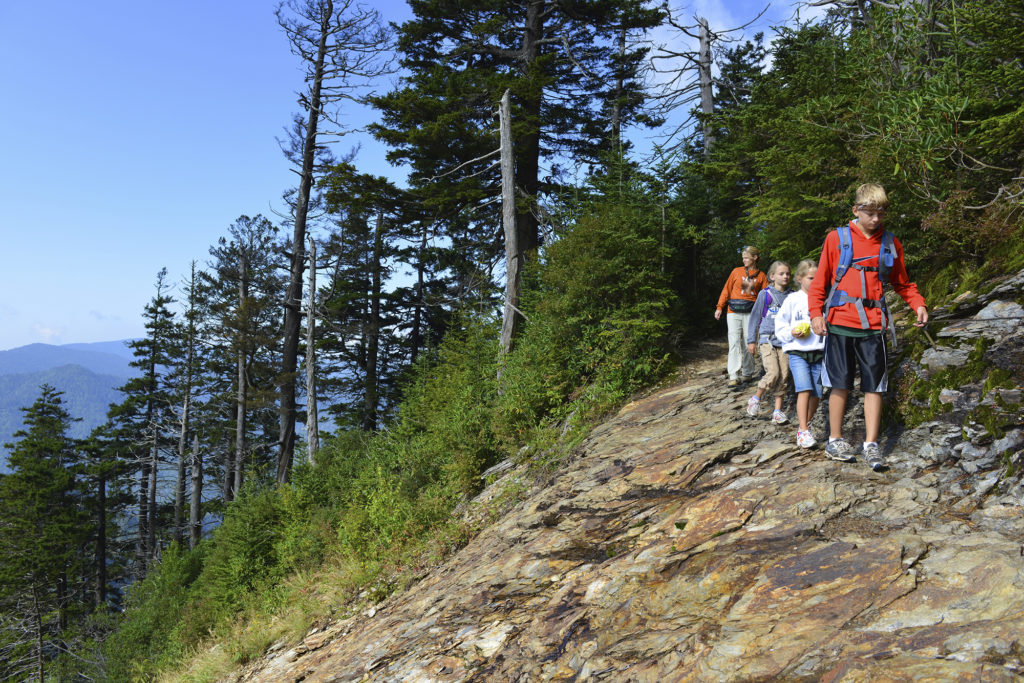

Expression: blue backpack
xmin=824 ymin=224 xmax=898 ymax=341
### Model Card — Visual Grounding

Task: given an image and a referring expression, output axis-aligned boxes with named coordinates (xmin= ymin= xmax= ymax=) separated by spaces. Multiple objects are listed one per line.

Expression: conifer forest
xmin=1 ymin=0 xmax=1022 ymax=679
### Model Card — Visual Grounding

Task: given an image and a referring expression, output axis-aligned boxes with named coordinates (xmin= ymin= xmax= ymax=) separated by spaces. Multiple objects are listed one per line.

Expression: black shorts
xmin=821 ymin=332 xmax=888 ymax=393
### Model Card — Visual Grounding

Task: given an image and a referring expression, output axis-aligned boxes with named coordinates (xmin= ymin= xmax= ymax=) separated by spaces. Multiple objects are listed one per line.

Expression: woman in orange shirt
xmin=714 ymin=246 xmax=769 ymax=386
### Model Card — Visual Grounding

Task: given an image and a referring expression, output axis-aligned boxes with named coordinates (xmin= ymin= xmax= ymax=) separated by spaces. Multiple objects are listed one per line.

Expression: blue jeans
xmin=788 ymin=352 xmax=823 ymax=397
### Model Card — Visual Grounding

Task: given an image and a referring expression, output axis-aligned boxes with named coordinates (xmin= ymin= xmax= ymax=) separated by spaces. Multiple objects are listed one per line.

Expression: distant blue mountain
xmin=0 ymin=341 xmax=139 ymax=472
xmin=61 ymin=339 xmax=136 ymax=360
xmin=0 ymin=340 xmax=135 ymax=377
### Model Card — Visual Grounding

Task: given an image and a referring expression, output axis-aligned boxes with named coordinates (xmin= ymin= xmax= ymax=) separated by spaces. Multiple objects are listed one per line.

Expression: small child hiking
xmin=775 ymin=260 xmax=825 ymax=449
xmin=745 ymin=261 xmax=793 ymax=424
xmin=808 ymin=183 xmax=928 ymax=470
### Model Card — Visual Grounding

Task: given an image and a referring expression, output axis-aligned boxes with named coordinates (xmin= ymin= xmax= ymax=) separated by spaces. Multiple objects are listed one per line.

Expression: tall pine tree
xmin=0 ymin=386 xmax=89 ymax=682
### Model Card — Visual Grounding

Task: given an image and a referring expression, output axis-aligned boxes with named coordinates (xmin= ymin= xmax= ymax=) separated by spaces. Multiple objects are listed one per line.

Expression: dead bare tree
xmin=499 ymin=90 xmax=521 ymax=355
xmin=275 ymin=0 xmax=392 ymax=483
xmin=650 ymin=6 xmax=768 ymax=155
xmin=304 ymin=234 xmax=319 ymax=462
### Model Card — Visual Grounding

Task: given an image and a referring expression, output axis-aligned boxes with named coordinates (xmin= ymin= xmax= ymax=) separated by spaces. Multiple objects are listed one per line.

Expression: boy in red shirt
xmin=808 ymin=184 xmax=928 ymax=470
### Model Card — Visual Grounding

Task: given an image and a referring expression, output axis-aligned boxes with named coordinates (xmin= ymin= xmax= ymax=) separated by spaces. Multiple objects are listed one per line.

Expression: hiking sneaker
xmin=824 ymin=438 xmax=856 ymax=462
xmin=772 ymin=409 xmax=789 ymax=424
xmin=746 ymin=395 xmax=761 ymax=417
xmin=796 ymin=429 xmax=816 ymax=449
xmin=728 ymin=378 xmax=741 ymax=388
xmin=862 ymin=442 xmax=886 ymax=471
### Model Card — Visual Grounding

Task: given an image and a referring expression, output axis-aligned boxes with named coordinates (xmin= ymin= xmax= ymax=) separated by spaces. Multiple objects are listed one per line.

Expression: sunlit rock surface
xmin=230 ymin=284 xmax=1024 ymax=682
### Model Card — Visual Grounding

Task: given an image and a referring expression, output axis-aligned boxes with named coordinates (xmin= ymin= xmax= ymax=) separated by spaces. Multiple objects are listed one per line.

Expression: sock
xmin=863 ymin=441 xmax=878 ymax=449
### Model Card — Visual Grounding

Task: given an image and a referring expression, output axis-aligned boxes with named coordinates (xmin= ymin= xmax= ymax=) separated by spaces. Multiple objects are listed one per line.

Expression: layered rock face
xmin=232 ymin=328 xmax=1024 ymax=681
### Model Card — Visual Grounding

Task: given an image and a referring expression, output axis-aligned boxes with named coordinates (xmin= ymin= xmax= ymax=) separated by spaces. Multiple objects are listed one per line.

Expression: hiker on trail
xmin=715 ymin=246 xmax=769 ymax=387
xmin=776 ymin=260 xmax=825 ymax=449
xmin=808 ymin=183 xmax=929 ymax=470
xmin=745 ymin=260 xmax=793 ymax=424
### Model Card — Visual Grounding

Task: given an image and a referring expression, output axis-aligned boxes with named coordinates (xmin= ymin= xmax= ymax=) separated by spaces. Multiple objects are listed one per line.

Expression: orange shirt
xmin=716 ymin=266 xmax=769 ymax=313
xmin=807 ymin=221 xmax=926 ymax=329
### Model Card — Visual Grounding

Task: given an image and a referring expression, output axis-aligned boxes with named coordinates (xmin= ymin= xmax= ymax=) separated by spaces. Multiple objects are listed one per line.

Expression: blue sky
xmin=0 ymin=0 xmax=805 ymax=351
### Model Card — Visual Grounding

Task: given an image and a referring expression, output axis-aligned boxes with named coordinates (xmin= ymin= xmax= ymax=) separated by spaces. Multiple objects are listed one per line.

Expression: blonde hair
xmin=742 ymin=246 xmax=760 ymax=262
xmin=855 ymin=183 xmax=889 ymax=209
xmin=794 ymin=259 xmax=817 ymax=280
xmin=768 ymin=260 xmax=790 ymax=277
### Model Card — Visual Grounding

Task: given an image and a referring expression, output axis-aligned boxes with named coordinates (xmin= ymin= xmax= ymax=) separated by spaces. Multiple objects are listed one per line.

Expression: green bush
xmin=102 ymin=542 xmax=204 ymax=680
xmin=495 ymin=196 xmax=677 ymax=446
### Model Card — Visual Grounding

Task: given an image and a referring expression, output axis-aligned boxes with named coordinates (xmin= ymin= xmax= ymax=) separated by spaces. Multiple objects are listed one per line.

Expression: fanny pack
xmin=728 ymin=298 xmax=755 ymax=313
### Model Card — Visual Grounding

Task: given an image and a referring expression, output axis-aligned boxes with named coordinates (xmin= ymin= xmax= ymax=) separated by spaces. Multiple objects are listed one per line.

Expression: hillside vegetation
xmin=1 ymin=0 xmax=1022 ymax=680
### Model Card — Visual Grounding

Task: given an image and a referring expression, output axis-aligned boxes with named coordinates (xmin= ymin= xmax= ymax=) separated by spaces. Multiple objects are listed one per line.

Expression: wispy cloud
xmin=31 ymin=324 xmax=65 ymax=344
xmin=89 ymin=310 xmax=121 ymax=322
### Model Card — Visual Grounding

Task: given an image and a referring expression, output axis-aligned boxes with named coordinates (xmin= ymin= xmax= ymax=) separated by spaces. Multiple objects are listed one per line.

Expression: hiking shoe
xmin=746 ymin=395 xmax=761 ymax=417
xmin=824 ymin=438 xmax=856 ymax=462
xmin=772 ymin=409 xmax=789 ymax=424
xmin=796 ymin=429 xmax=816 ymax=449
xmin=862 ymin=442 xmax=886 ymax=471
xmin=728 ymin=378 xmax=741 ymax=388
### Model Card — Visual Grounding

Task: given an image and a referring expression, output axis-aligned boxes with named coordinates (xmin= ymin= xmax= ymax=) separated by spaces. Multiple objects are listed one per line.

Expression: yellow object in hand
xmin=793 ymin=321 xmax=811 ymax=337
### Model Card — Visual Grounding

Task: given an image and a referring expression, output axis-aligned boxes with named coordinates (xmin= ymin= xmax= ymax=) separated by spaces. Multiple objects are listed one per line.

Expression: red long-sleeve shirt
xmin=808 ymin=221 xmax=926 ymax=329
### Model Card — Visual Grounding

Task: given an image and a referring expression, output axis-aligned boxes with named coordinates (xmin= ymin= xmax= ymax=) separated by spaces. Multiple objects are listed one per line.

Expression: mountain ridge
xmin=0 ymin=340 xmax=137 ymax=468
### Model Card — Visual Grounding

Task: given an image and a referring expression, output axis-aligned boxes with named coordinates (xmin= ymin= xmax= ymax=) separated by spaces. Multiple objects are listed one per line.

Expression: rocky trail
xmin=229 ymin=278 xmax=1024 ymax=682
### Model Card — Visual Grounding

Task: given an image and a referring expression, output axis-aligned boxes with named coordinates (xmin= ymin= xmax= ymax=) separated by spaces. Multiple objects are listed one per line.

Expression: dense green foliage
xmin=12 ymin=0 xmax=1023 ymax=679
xmin=98 ymin=179 xmax=677 ymax=678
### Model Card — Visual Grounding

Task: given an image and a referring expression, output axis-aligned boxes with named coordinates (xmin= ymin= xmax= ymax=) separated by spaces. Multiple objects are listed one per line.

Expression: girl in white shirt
xmin=775 ymin=260 xmax=825 ymax=449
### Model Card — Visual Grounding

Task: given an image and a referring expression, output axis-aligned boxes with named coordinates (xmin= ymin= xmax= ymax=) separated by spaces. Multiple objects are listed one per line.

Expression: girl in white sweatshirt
xmin=775 ymin=260 xmax=825 ymax=449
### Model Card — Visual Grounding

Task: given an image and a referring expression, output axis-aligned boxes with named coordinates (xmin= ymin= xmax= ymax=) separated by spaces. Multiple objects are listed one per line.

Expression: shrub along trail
xmin=225 ymin=330 xmax=1024 ymax=681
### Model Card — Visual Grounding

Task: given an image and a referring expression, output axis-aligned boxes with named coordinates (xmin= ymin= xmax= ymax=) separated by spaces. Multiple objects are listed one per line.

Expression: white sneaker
xmin=796 ymin=429 xmax=816 ymax=449
xmin=746 ymin=395 xmax=761 ymax=417
xmin=772 ymin=409 xmax=788 ymax=424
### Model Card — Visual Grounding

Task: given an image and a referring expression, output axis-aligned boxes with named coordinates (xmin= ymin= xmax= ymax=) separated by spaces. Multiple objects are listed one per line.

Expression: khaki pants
xmin=757 ymin=343 xmax=790 ymax=398
xmin=727 ymin=312 xmax=756 ymax=379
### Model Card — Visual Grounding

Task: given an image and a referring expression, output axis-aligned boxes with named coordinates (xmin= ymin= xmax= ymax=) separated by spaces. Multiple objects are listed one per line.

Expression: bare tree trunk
xmin=173 ymin=393 xmax=189 ymax=546
xmin=173 ymin=300 xmax=195 ymax=546
xmin=95 ymin=469 xmax=107 ymax=605
xmin=147 ymin=438 xmax=157 ymax=559
xmin=189 ymin=434 xmax=202 ymax=549
xmin=306 ymin=236 xmax=320 ymax=460
xmin=279 ymin=1 xmax=331 ymax=485
xmin=610 ymin=25 xmax=626 ymax=148
xmin=32 ymin=584 xmax=43 ymax=683
xmin=499 ymin=89 xmax=521 ymax=355
xmin=234 ymin=257 xmax=249 ymax=497
xmin=410 ymin=221 xmax=427 ymax=363
xmin=516 ymin=1 xmax=543 ymax=255
xmin=223 ymin=402 xmax=236 ymax=502
xmin=698 ymin=17 xmax=715 ymax=156
xmin=362 ymin=209 xmax=383 ymax=431
xmin=137 ymin=459 xmax=149 ymax=577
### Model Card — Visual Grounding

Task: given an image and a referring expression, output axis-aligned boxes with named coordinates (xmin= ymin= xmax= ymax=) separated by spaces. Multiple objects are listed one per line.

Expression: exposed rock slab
xmin=228 ymin=343 xmax=1024 ymax=682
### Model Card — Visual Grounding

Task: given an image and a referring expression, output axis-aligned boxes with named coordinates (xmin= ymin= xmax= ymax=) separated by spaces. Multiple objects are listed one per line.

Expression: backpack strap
xmin=824 ymin=226 xmax=852 ymax=318
xmin=759 ymin=287 xmax=782 ymax=321
xmin=825 ymin=226 xmax=898 ymax=343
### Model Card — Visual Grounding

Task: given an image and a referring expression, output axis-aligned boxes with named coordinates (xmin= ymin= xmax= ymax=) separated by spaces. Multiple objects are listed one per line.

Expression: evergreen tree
xmin=170 ymin=262 xmax=204 ymax=543
xmin=200 ymin=215 xmax=285 ymax=499
xmin=319 ymin=163 xmax=416 ymax=430
xmin=0 ymin=386 xmax=88 ymax=682
xmin=106 ymin=269 xmax=178 ymax=577
xmin=371 ymin=0 xmax=665 ymax=311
